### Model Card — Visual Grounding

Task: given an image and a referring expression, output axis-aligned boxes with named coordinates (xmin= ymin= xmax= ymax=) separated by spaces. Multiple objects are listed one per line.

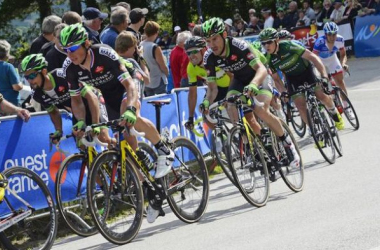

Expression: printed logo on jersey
xmin=231 ymin=38 xmax=248 ymax=50
xmin=246 ymin=52 xmax=254 ymax=60
xmin=56 ymin=68 xmax=65 ymax=78
xmin=58 ymin=86 xmax=66 ymax=93
xmin=95 ymin=66 xmax=104 ymax=73
xmin=230 ymin=54 xmax=237 ymax=61
xmin=99 ymin=47 xmax=119 ymax=60
xmin=78 ymin=71 xmax=83 ymax=76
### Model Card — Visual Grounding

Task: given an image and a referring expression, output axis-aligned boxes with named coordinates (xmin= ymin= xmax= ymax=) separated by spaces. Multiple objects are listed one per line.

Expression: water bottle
xmin=136 ymin=149 xmax=154 ymax=171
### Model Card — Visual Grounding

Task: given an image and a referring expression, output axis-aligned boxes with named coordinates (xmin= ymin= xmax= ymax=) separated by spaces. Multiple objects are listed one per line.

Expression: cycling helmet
xmin=201 ymin=17 xmax=225 ymax=38
xmin=252 ymin=41 xmax=262 ymax=51
xmin=323 ymin=22 xmax=339 ymax=34
xmin=20 ymin=54 xmax=48 ymax=73
xmin=59 ymin=23 xmax=88 ymax=47
xmin=278 ymin=29 xmax=292 ymax=40
xmin=185 ymin=36 xmax=206 ymax=50
xmin=259 ymin=28 xmax=278 ymax=41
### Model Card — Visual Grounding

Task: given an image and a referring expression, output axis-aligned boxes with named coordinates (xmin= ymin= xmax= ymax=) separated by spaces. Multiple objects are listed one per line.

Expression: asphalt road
xmin=53 ymin=56 xmax=380 ymax=250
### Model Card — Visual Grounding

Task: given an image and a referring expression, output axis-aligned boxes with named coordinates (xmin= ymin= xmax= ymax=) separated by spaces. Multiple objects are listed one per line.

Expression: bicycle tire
xmin=321 ymin=106 xmax=343 ymax=157
xmin=335 ymin=89 xmax=360 ymax=130
xmin=87 ymin=150 xmax=143 ymax=245
xmin=163 ymin=136 xmax=209 ymax=223
xmin=137 ymin=141 xmax=158 ymax=162
xmin=278 ymin=121 xmax=304 ymax=192
xmin=55 ymin=153 xmax=98 ymax=237
xmin=211 ymin=129 xmax=236 ymax=186
xmin=227 ymin=126 xmax=270 ymax=207
xmin=290 ymin=106 xmax=307 ymax=138
xmin=307 ymin=104 xmax=336 ymax=164
xmin=0 ymin=167 xmax=58 ymax=250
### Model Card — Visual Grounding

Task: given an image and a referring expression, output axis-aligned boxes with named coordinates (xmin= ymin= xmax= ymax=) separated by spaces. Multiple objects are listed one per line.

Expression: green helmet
xmin=259 ymin=28 xmax=278 ymax=41
xmin=201 ymin=17 xmax=225 ymax=38
xmin=59 ymin=23 xmax=88 ymax=47
xmin=252 ymin=41 xmax=262 ymax=51
xmin=20 ymin=53 xmax=48 ymax=73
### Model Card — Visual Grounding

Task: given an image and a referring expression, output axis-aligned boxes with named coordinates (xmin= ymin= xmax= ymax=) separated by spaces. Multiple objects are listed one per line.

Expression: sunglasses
xmin=326 ymin=32 xmax=337 ymax=36
xmin=186 ymin=49 xmax=201 ymax=56
xmin=261 ymin=40 xmax=275 ymax=46
xmin=63 ymin=44 xmax=82 ymax=53
xmin=24 ymin=72 xmax=39 ymax=80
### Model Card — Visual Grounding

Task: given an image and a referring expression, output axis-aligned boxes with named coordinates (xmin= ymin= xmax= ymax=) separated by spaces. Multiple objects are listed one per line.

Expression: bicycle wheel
xmin=227 ymin=126 xmax=270 ymax=207
xmin=307 ymin=104 xmax=336 ymax=164
xmin=163 ymin=136 xmax=209 ymax=223
xmin=87 ymin=150 xmax=143 ymax=245
xmin=137 ymin=141 xmax=158 ymax=163
xmin=55 ymin=153 xmax=98 ymax=237
xmin=0 ymin=167 xmax=57 ymax=250
xmin=335 ymin=89 xmax=360 ymax=130
xmin=321 ymin=106 xmax=343 ymax=157
xmin=276 ymin=121 xmax=304 ymax=192
xmin=211 ymin=128 xmax=236 ymax=185
xmin=290 ymin=105 xmax=307 ymax=138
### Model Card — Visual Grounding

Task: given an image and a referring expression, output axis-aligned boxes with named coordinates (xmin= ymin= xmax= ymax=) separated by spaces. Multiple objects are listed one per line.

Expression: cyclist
xmin=313 ymin=22 xmax=354 ymax=119
xmin=20 ymin=53 xmax=111 ymax=145
xmin=259 ymin=28 xmax=345 ymax=132
xmin=59 ymin=23 xmax=173 ymax=223
xmin=0 ymin=93 xmax=30 ymax=121
xmin=184 ymin=36 xmax=231 ymax=131
xmin=201 ymin=17 xmax=300 ymax=168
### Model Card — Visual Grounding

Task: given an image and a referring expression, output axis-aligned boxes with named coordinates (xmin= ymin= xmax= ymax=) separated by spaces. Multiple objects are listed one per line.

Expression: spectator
xmin=157 ymin=31 xmax=172 ymax=49
xmin=330 ymin=0 xmax=346 ymax=23
xmin=100 ymin=7 xmax=129 ymax=49
xmin=188 ymin=23 xmax=196 ymax=33
xmin=247 ymin=16 xmax=262 ymax=34
xmin=82 ymin=7 xmax=108 ymax=44
xmin=273 ymin=7 xmax=289 ymax=29
xmin=303 ymin=0 xmax=317 ymax=21
xmin=116 ymin=1 xmax=131 ymax=11
xmin=339 ymin=0 xmax=361 ymax=24
xmin=171 ymin=25 xmax=181 ymax=45
xmin=30 ymin=15 xmax=62 ymax=54
xmin=127 ymin=8 xmax=148 ymax=43
xmin=62 ymin=11 xmax=82 ymax=25
xmin=296 ymin=19 xmax=306 ymax=27
xmin=365 ymin=0 xmax=380 ymax=14
xmin=285 ymin=1 xmax=299 ymax=29
xmin=141 ymin=21 xmax=169 ymax=96
xmin=0 ymin=93 xmax=30 ymax=120
xmin=45 ymin=23 xmax=68 ymax=71
xmin=314 ymin=3 xmax=323 ymax=22
xmin=234 ymin=18 xmax=247 ymax=36
xmin=233 ymin=13 xmax=247 ymax=26
xmin=192 ymin=24 xmax=203 ymax=36
xmin=248 ymin=8 xmax=257 ymax=19
xmin=298 ymin=9 xmax=311 ymax=25
xmin=318 ymin=0 xmax=334 ymax=23
xmin=115 ymin=30 xmax=150 ymax=92
xmin=262 ymin=8 xmax=274 ymax=28
xmin=224 ymin=18 xmax=235 ymax=36
xmin=169 ymin=31 xmax=191 ymax=88
xmin=0 ymin=40 xmax=23 ymax=106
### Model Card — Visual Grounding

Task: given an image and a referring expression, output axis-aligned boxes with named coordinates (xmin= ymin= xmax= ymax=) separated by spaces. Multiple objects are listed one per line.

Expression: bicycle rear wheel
xmin=87 ymin=150 xmax=143 ymax=245
xmin=307 ymin=104 xmax=336 ymax=164
xmin=335 ymin=89 xmax=359 ymax=130
xmin=163 ymin=136 xmax=209 ymax=223
xmin=0 ymin=167 xmax=57 ymax=250
xmin=277 ymin=121 xmax=304 ymax=192
xmin=55 ymin=153 xmax=98 ymax=237
xmin=228 ymin=126 xmax=270 ymax=207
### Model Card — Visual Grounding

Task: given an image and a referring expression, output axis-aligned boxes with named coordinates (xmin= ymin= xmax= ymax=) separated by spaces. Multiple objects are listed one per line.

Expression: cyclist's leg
xmin=328 ymin=55 xmax=349 ymax=95
xmin=315 ymin=86 xmax=344 ymax=129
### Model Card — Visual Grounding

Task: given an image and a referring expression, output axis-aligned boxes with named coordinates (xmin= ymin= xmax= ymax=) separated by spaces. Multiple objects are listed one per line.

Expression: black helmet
xmin=185 ymin=36 xmax=206 ymax=51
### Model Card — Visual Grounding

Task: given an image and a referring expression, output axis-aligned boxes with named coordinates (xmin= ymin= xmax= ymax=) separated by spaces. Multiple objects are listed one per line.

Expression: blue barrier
xmin=0 ymin=111 xmax=78 ymax=209
xmin=354 ymin=14 xmax=380 ymax=57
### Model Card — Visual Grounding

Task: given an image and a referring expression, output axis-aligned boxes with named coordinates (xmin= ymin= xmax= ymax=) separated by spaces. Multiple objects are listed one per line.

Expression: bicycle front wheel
xmin=55 ymin=153 xmax=98 ymax=237
xmin=335 ymin=89 xmax=360 ymax=130
xmin=87 ymin=150 xmax=144 ymax=245
xmin=290 ymin=105 xmax=307 ymax=138
xmin=163 ymin=136 xmax=209 ymax=223
xmin=228 ymin=126 xmax=270 ymax=207
xmin=0 ymin=167 xmax=58 ymax=250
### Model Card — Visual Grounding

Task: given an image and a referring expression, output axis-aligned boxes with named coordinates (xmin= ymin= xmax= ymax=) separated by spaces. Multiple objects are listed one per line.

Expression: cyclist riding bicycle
xmin=59 ymin=23 xmax=174 ymax=223
xmin=200 ymin=17 xmax=300 ymax=168
xmin=260 ymin=28 xmax=345 ymax=131
xmin=20 ymin=53 xmax=110 ymax=145
xmin=313 ymin=22 xmax=354 ymax=119
xmin=184 ymin=36 xmax=231 ymax=130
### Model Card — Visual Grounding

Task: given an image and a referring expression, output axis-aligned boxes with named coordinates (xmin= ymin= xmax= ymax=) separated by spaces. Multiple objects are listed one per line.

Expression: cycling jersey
xmin=31 ymin=69 xmax=71 ymax=113
xmin=63 ymin=44 xmax=134 ymax=119
xmin=266 ymin=40 xmax=309 ymax=77
xmin=204 ymin=37 xmax=260 ymax=85
xmin=313 ymin=35 xmax=344 ymax=59
xmin=187 ymin=64 xmax=230 ymax=88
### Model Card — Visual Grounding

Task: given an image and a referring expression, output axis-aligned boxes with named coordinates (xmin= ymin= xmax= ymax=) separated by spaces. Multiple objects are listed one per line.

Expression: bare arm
xmin=0 ymin=95 xmax=30 ymax=121
xmin=205 ymin=81 xmax=218 ymax=104
xmin=155 ymin=46 xmax=169 ymax=76
xmin=140 ymin=61 xmax=150 ymax=85
xmin=339 ymin=48 xmax=347 ymax=66
xmin=48 ymin=107 xmax=63 ymax=131
xmin=188 ymin=86 xmax=197 ymax=117
xmin=251 ymin=61 xmax=268 ymax=86
xmin=272 ymin=72 xmax=287 ymax=93
xmin=12 ymin=83 xmax=23 ymax=91
xmin=302 ymin=49 xmax=328 ymax=78
xmin=120 ymin=76 xmax=139 ymax=113
xmin=71 ymin=95 xmax=86 ymax=122
xmin=82 ymin=90 xmax=100 ymax=124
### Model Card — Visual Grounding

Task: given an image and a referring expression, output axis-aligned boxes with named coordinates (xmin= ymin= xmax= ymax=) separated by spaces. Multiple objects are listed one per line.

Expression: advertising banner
xmin=354 ymin=14 xmax=380 ymax=57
